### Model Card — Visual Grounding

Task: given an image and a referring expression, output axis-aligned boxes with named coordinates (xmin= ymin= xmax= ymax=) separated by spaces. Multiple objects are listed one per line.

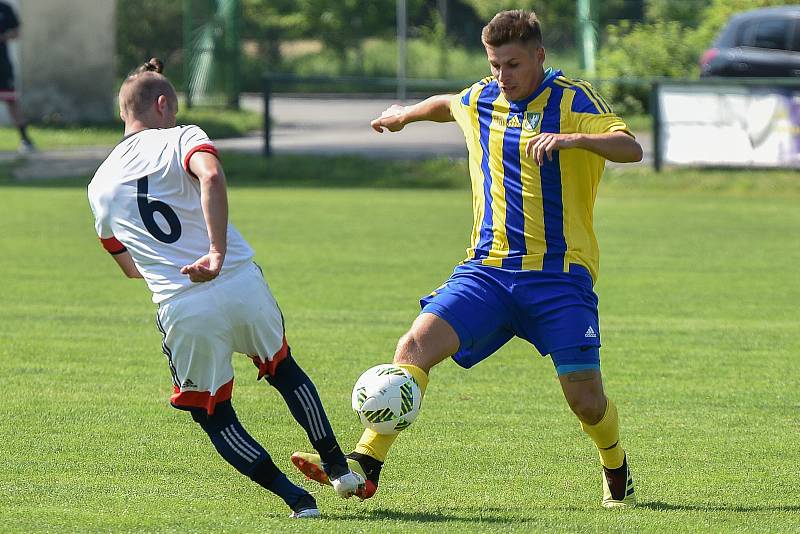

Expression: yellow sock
xmin=580 ymin=397 xmax=625 ymax=469
xmin=354 ymin=364 xmax=429 ymax=462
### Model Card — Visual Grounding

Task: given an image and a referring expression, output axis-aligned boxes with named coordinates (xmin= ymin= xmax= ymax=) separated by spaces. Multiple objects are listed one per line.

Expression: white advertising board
xmin=658 ymin=84 xmax=800 ymax=168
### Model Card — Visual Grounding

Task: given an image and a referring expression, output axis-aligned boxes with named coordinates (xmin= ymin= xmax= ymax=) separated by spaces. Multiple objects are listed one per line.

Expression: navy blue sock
xmin=191 ymin=400 xmax=309 ymax=508
xmin=266 ymin=354 xmax=348 ymax=473
xmin=249 ymin=453 xmax=312 ymax=511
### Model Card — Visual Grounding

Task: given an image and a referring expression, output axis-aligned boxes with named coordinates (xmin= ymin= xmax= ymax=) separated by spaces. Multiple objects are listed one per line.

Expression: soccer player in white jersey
xmin=88 ymin=58 xmax=363 ymax=518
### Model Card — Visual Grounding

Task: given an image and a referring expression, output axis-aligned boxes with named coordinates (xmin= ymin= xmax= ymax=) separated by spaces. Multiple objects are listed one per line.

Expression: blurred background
xmin=2 ymin=0 xmax=798 ymax=171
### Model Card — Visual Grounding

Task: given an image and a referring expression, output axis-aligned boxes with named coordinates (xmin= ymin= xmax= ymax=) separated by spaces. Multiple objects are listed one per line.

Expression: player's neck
xmin=529 ymin=67 xmax=548 ymax=93
xmin=124 ymin=120 xmax=151 ymax=137
xmin=124 ymin=114 xmax=173 ymax=137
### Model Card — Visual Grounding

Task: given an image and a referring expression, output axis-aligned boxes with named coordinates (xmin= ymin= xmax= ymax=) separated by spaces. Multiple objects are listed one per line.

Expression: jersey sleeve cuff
xmin=183 ymin=143 xmax=220 ymax=178
xmin=100 ymin=236 xmax=127 ymax=255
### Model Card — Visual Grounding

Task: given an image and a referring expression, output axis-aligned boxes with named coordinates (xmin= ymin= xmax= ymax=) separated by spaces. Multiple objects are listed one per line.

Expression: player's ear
xmin=156 ymin=94 xmax=169 ymax=115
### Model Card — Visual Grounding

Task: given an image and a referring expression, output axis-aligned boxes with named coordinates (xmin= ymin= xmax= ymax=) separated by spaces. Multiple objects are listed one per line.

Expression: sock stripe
xmin=221 ymin=427 xmax=255 ymax=462
xmin=293 ymin=387 xmax=320 ymax=441
xmin=294 ymin=385 xmax=323 ymax=441
xmin=599 ymin=440 xmax=619 ymax=451
xmin=229 ymin=424 xmax=262 ymax=459
xmin=301 ymin=384 xmax=327 ymax=439
xmin=221 ymin=426 xmax=256 ymax=462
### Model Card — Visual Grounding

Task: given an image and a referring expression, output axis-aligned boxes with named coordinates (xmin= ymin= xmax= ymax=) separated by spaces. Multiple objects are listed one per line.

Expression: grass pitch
xmin=1 ymin=160 xmax=798 ymax=533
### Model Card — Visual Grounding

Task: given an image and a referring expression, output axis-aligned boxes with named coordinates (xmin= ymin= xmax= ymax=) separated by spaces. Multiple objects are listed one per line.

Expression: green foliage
xmin=279 ymin=37 xmax=580 ymax=85
xmin=644 ymin=0 xmax=709 ymax=28
xmin=294 ymin=0 xmax=425 ymax=68
xmin=116 ymin=0 xmax=184 ymax=83
xmin=597 ymin=0 xmax=791 ymax=114
xmin=598 ymin=21 xmax=697 ymax=115
xmin=241 ymin=0 xmax=306 ymax=68
xmin=459 ymin=0 xmax=577 ymax=48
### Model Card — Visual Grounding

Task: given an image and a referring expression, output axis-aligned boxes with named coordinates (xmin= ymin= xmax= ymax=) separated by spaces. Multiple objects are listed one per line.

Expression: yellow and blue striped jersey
xmin=450 ymin=68 xmax=632 ymax=283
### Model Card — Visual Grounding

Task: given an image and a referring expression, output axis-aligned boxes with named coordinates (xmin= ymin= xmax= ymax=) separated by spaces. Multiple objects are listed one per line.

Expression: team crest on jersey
xmin=523 ymin=112 xmax=542 ymax=132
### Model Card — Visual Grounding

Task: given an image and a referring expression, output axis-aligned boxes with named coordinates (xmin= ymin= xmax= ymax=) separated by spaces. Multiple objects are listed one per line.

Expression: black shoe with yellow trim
xmin=602 ymin=455 xmax=636 ymax=508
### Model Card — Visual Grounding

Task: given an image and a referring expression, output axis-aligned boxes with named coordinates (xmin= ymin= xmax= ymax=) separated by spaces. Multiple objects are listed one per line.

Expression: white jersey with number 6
xmin=88 ymin=125 xmax=254 ymax=303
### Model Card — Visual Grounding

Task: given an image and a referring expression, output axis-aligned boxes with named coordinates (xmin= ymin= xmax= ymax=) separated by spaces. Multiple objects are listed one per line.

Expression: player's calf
xmin=263 ymin=353 xmax=355 ymax=475
xmin=189 ymin=401 xmax=314 ymax=513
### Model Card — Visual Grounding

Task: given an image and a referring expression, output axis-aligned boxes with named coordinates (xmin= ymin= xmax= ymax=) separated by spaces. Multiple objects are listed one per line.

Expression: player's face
xmin=484 ymin=41 xmax=545 ymax=101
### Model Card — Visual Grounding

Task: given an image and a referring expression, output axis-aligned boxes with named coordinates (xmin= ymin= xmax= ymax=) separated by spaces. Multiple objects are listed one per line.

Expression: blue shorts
xmin=420 ymin=262 xmax=601 ymax=373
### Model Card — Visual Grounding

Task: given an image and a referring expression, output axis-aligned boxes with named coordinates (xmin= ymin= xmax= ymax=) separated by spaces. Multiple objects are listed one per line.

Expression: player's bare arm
xmin=180 ymin=151 xmax=228 ymax=283
xmin=525 ymin=131 xmax=643 ymax=166
xmin=370 ymin=94 xmax=454 ymax=133
xmin=112 ymin=250 xmax=144 ymax=279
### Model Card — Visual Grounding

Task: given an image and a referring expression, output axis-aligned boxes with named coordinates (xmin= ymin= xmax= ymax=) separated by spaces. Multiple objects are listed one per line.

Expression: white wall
xmin=15 ymin=0 xmax=116 ymax=123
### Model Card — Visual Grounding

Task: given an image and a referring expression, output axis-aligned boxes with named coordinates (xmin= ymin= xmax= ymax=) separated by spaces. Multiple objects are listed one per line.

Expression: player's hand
xmin=525 ymin=133 xmax=579 ymax=166
xmin=370 ymin=104 xmax=407 ymax=133
xmin=180 ymin=250 xmax=224 ymax=283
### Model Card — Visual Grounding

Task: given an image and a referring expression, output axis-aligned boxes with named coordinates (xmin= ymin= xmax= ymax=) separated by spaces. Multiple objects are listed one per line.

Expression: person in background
xmin=0 ymin=1 xmax=33 ymax=152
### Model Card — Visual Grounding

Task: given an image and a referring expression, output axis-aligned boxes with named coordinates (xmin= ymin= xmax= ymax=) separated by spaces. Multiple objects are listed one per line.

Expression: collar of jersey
xmin=120 ymin=128 xmax=152 ymax=143
xmin=506 ymin=67 xmax=561 ymax=112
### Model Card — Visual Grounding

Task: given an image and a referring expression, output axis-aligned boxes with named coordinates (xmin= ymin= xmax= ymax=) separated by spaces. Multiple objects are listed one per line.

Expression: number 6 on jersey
xmin=137 ymin=175 xmax=182 ymax=243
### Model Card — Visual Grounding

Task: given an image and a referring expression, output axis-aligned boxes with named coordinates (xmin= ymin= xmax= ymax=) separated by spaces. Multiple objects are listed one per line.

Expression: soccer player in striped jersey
xmin=292 ymin=10 xmax=642 ymax=508
xmin=88 ymin=59 xmax=364 ymax=518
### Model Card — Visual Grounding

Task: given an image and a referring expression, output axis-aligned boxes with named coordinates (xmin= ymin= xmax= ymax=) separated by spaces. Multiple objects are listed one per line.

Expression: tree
xmin=292 ymin=0 xmax=425 ymax=69
xmin=116 ymin=0 xmax=184 ymax=81
xmin=459 ymin=0 xmax=575 ymax=48
xmin=241 ymin=0 xmax=306 ymax=69
xmin=644 ymin=0 xmax=710 ymax=28
xmin=596 ymin=0 xmax=790 ymax=114
xmin=456 ymin=0 xmax=640 ymax=50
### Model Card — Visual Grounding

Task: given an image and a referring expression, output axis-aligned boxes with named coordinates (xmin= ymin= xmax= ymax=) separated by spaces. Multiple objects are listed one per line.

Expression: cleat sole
xmin=290 ymin=452 xmax=379 ymax=499
xmin=291 ymin=455 xmax=332 ymax=486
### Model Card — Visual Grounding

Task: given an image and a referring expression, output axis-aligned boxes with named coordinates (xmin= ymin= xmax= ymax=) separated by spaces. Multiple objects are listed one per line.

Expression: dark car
xmin=700 ymin=6 xmax=800 ymax=77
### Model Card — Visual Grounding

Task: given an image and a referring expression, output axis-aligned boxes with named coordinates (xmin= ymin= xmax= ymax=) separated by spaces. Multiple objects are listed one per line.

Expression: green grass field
xmin=1 ymin=159 xmax=798 ymax=532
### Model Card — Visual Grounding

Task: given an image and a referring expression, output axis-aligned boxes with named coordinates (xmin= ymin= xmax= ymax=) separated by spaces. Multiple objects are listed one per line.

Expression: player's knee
xmin=265 ymin=354 xmax=306 ymax=390
xmin=190 ymin=400 xmax=236 ymax=434
xmin=394 ymin=331 xmax=417 ymax=363
xmin=394 ymin=330 xmax=433 ymax=367
xmin=567 ymin=393 xmax=606 ymax=425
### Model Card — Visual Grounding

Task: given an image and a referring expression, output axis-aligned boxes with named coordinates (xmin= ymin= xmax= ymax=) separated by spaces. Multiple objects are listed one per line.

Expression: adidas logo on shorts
xmin=584 ymin=326 xmax=598 ymax=338
xmin=181 ymin=378 xmax=198 ymax=389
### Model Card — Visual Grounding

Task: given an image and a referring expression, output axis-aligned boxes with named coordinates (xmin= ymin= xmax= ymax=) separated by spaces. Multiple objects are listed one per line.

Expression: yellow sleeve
xmin=566 ymin=81 xmax=634 ymax=137
xmin=450 ymin=86 xmax=473 ymax=132
xmin=575 ymin=113 xmax=633 ymax=136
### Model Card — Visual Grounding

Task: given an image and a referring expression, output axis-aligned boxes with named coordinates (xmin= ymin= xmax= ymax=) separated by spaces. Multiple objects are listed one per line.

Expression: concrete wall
xmin=16 ymin=0 xmax=116 ymax=123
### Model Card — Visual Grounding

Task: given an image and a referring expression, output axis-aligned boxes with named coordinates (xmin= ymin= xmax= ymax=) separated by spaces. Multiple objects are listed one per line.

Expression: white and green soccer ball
xmin=352 ymin=364 xmax=422 ymax=435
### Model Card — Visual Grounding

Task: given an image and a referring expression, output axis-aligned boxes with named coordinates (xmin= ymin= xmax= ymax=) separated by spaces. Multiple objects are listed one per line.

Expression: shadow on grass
xmin=0 ymin=153 xmax=471 ymax=190
xmin=640 ymin=501 xmax=800 ymax=512
xmin=358 ymin=505 xmax=583 ymax=524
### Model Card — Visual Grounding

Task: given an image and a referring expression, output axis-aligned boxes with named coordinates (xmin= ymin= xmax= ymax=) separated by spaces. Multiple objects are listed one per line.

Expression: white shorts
xmin=156 ymin=262 xmax=288 ymax=415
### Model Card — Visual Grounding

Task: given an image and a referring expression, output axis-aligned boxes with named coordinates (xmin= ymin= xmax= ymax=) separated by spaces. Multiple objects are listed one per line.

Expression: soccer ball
xmin=352 ymin=364 xmax=422 ymax=435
